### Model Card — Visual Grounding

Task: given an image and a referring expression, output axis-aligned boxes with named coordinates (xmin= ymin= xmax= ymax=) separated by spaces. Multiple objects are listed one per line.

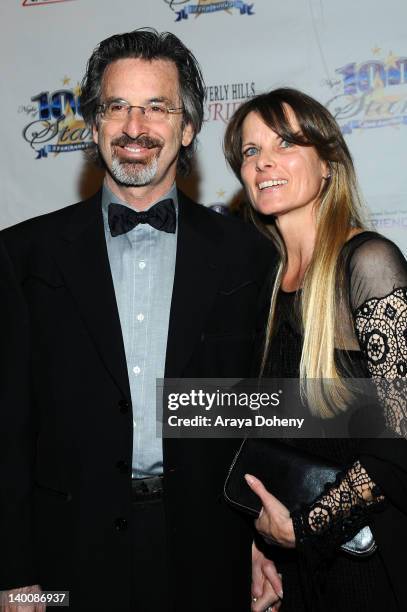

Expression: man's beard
xmin=110 ymin=156 xmax=159 ymax=186
xmin=106 ymin=134 xmax=163 ymax=187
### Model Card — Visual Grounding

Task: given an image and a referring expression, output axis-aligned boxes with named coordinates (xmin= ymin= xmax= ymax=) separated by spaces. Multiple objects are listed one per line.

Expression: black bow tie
xmin=108 ymin=199 xmax=176 ymax=237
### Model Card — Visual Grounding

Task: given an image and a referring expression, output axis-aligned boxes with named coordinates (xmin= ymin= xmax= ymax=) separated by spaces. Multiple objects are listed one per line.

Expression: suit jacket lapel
xmin=53 ymin=190 xmax=223 ymax=391
xmin=165 ymin=191 xmax=224 ymax=377
xmin=54 ymin=192 xmax=131 ymax=400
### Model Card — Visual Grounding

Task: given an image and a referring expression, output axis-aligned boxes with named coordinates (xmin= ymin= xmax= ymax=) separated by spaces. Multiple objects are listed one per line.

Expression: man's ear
xmin=92 ymin=122 xmax=99 ymax=145
xmin=182 ymin=123 xmax=194 ymax=147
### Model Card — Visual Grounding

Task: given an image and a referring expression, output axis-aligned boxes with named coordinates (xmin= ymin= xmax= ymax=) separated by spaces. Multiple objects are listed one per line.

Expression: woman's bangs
xmin=257 ymin=98 xmax=310 ymax=146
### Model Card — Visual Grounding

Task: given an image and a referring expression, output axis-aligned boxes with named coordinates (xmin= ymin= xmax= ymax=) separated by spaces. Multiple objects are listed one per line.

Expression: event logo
xmin=323 ymin=49 xmax=407 ymax=134
xmin=22 ymin=0 xmax=75 ymax=6
xmin=163 ymin=0 xmax=254 ymax=21
xmin=204 ymin=80 xmax=255 ymax=122
xmin=19 ymin=81 xmax=93 ymax=159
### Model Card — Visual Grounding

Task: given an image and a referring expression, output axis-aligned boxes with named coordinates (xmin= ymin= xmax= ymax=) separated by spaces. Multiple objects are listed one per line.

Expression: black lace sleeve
xmin=292 ymin=234 xmax=407 ymax=556
xmin=351 ymin=235 xmax=407 ymax=436
xmin=292 ymin=460 xmax=385 ymax=556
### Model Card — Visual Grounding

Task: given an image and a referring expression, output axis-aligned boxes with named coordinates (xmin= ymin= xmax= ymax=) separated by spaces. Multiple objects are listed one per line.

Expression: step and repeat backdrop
xmin=1 ymin=0 xmax=406 ymax=253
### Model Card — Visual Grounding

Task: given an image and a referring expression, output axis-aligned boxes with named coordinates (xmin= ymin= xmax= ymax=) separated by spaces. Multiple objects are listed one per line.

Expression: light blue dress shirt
xmin=102 ymin=183 xmax=178 ymax=478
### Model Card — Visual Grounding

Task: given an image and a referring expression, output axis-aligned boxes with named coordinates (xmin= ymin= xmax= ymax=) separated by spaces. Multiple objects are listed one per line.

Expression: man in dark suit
xmin=0 ymin=29 xmax=273 ymax=611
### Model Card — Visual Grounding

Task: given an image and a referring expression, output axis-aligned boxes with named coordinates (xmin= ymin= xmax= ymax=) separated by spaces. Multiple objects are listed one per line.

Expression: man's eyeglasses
xmin=96 ymin=100 xmax=184 ymax=123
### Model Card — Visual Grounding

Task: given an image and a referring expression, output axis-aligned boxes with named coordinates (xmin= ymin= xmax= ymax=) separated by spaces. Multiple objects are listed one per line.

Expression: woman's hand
xmin=245 ymin=474 xmax=296 ymax=548
xmin=251 ymin=541 xmax=283 ymax=612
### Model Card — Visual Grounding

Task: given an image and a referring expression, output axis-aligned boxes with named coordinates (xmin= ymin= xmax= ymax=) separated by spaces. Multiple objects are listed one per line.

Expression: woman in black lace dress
xmin=224 ymin=88 xmax=407 ymax=612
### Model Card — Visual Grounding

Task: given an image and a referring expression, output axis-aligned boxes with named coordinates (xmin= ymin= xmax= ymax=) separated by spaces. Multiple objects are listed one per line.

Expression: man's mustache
xmin=111 ymin=135 xmax=164 ymax=150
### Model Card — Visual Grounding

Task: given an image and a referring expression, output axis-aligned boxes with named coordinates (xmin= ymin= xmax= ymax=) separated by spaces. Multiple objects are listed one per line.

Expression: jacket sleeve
xmin=0 ymin=236 xmax=38 ymax=589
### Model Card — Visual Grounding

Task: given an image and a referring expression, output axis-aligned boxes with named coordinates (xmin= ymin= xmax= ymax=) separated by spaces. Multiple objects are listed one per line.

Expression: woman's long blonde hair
xmin=224 ymin=88 xmax=366 ymax=417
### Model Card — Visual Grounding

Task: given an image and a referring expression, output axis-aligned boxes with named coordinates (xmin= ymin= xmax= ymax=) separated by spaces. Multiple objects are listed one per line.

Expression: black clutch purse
xmin=224 ymin=438 xmax=376 ymax=556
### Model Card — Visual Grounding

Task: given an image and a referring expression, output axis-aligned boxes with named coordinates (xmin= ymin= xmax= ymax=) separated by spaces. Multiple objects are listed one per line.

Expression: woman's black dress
xmin=262 ymin=232 xmax=407 ymax=611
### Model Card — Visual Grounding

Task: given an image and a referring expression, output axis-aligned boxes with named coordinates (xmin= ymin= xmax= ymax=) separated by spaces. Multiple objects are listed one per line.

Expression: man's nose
xmin=122 ymin=107 xmax=149 ymax=136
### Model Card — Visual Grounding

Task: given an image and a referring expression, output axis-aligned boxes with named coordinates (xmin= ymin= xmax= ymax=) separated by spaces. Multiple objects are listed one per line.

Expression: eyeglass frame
xmin=96 ymin=98 xmax=184 ymax=122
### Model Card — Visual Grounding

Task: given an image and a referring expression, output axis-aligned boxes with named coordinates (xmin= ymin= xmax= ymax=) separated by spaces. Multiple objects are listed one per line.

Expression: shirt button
xmin=114 ymin=517 xmax=128 ymax=531
xmin=133 ymin=366 xmax=141 ymax=375
xmin=136 ymin=313 xmax=144 ymax=322
xmin=138 ymin=261 xmax=146 ymax=270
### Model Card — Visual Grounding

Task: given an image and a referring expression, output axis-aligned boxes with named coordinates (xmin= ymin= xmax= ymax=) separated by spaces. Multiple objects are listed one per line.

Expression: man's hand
xmin=245 ymin=474 xmax=296 ymax=548
xmin=251 ymin=541 xmax=283 ymax=612
xmin=1 ymin=585 xmax=45 ymax=612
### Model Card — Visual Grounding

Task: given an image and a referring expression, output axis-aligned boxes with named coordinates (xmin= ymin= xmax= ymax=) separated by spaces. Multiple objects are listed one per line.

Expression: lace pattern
xmin=292 ymin=460 xmax=384 ymax=555
xmin=355 ymin=287 xmax=407 ymax=436
xmin=293 ymin=286 xmax=407 ymax=551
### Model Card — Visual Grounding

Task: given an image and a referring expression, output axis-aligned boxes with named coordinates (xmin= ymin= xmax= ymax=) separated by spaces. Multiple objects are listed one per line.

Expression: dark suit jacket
xmin=0 ymin=190 xmax=275 ymax=611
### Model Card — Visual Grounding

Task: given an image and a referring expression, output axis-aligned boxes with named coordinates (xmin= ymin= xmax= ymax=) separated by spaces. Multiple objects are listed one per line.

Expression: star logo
xmin=54 ymin=102 xmax=87 ymax=152
xmin=384 ymin=51 xmax=398 ymax=70
xmin=62 ymin=76 xmax=71 ymax=86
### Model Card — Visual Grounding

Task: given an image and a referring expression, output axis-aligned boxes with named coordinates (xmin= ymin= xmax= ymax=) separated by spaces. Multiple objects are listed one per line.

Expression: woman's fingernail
xmin=245 ymin=473 xmax=255 ymax=485
xmin=278 ymin=589 xmax=284 ymax=599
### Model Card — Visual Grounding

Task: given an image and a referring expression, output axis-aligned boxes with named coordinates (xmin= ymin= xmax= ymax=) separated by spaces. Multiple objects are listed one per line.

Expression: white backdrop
xmin=1 ymin=0 xmax=406 ymax=255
